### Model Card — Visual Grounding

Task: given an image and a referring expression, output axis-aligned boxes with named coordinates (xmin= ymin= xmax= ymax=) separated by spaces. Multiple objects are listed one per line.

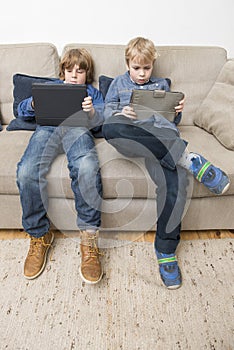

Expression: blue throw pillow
xmin=7 ymin=118 xmax=37 ymax=131
xmin=165 ymin=78 xmax=171 ymax=87
xmin=13 ymin=73 xmax=58 ymax=117
xmin=99 ymin=75 xmax=114 ymax=99
xmin=7 ymin=73 xmax=57 ymax=131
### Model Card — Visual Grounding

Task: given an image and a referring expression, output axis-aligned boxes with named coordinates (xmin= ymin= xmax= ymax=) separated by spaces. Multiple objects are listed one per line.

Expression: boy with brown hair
xmin=17 ymin=48 xmax=104 ymax=284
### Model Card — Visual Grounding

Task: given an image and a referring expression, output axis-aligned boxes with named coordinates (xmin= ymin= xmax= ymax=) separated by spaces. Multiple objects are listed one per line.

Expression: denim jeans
xmin=102 ymin=115 xmax=188 ymax=253
xmin=17 ymin=126 xmax=102 ymax=237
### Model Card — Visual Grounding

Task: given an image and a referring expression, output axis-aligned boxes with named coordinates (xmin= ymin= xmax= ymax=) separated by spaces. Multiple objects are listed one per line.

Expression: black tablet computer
xmin=32 ymin=83 xmax=87 ymax=126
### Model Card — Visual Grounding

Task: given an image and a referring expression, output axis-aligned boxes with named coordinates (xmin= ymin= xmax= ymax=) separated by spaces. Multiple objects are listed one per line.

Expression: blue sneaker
xmin=155 ymin=250 xmax=182 ymax=289
xmin=190 ymin=154 xmax=230 ymax=195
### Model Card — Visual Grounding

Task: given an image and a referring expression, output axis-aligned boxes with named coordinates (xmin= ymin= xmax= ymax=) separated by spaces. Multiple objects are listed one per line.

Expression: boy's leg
xmin=62 ymin=127 xmax=103 ymax=284
xmin=103 ymin=115 xmax=187 ymax=169
xmin=145 ymin=159 xmax=188 ymax=253
xmin=17 ymin=126 xmax=61 ymax=279
xmin=104 ymin=115 xmax=230 ymax=195
xmin=145 ymin=159 xmax=188 ymax=289
xmin=103 ymin=115 xmax=188 ymax=289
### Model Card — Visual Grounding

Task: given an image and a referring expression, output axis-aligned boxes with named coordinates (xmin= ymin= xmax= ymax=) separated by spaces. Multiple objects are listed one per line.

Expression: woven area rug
xmin=0 ymin=237 xmax=233 ymax=350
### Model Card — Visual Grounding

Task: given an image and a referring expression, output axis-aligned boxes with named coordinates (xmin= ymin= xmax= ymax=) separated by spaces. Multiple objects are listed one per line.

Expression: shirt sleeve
xmin=17 ymin=96 xmax=35 ymax=121
xmin=163 ymin=78 xmax=182 ymax=125
xmin=103 ymin=79 xmax=121 ymax=120
xmin=86 ymin=85 xmax=104 ymax=129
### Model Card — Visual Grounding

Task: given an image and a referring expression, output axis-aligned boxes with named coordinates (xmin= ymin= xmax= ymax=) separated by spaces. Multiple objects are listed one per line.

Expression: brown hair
xmin=125 ymin=37 xmax=158 ymax=66
xmin=59 ymin=48 xmax=94 ymax=84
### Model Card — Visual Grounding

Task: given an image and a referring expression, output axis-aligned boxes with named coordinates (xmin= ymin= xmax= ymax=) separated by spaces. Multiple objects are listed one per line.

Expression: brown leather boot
xmin=24 ymin=231 xmax=54 ymax=279
xmin=79 ymin=230 xmax=103 ymax=284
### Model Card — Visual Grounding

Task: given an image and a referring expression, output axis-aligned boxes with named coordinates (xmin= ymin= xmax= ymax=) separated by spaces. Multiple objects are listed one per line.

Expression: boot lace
xmin=83 ymin=234 xmax=104 ymax=258
xmin=28 ymin=235 xmax=53 ymax=258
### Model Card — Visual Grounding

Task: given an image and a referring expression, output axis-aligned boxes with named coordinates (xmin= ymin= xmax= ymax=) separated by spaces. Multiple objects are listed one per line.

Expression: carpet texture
xmin=0 ymin=237 xmax=233 ymax=350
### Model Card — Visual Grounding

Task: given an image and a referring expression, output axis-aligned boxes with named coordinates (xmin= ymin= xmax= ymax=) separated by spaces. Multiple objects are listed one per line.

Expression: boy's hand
xmin=175 ymin=97 xmax=185 ymax=114
xmin=121 ymin=105 xmax=137 ymax=119
xmin=82 ymin=96 xmax=95 ymax=117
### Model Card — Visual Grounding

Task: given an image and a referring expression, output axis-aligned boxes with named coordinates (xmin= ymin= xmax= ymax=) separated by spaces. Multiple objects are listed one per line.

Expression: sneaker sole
xmin=166 ymin=283 xmax=182 ymax=290
xmin=219 ymin=181 xmax=230 ymax=195
xmin=79 ymin=266 xmax=103 ymax=285
xmin=24 ymin=232 xmax=54 ymax=280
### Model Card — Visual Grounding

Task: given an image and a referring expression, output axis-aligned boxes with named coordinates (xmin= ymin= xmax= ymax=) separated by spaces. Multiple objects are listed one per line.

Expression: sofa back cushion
xmin=0 ymin=43 xmax=60 ymax=125
xmin=194 ymin=59 xmax=234 ymax=150
xmin=63 ymin=44 xmax=227 ymax=125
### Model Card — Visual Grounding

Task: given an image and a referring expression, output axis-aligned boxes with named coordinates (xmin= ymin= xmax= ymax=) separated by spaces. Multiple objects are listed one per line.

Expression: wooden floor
xmin=0 ymin=229 xmax=233 ymax=242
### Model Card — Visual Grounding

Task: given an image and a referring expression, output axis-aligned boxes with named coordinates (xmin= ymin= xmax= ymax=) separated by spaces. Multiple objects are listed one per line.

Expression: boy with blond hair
xmin=103 ymin=37 xmax=230 ymax=289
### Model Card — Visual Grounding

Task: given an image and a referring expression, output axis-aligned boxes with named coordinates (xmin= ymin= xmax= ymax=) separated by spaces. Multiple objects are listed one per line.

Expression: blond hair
xmin=59 ymin=48 xmax=94 ymax=84
xmin=125 ymin=37 xmax=158 ymax=66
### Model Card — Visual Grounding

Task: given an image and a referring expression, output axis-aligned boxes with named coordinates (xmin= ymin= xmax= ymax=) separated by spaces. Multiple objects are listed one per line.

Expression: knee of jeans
xmin=80 ymin=153 xmax=100 ymax=179
xmin=17 ymin=160 xmax=38 ymax=185
xmin=66 ymin=130 xmax=95 ymax=157
xmin=70 ymin=152 xmax=100 ymax=179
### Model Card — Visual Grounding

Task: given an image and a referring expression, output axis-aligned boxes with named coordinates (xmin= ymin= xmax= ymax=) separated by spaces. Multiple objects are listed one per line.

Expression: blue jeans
xmin=17 ymin=126 xmax=102 ymax=237
xmin=102 ymin=115 xmax=188 ymax=253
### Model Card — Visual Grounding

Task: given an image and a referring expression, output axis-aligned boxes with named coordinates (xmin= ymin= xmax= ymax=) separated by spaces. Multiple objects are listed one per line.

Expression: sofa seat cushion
xmin=46 ymin=140 xmax=156 ymax=200
xmin=0 ymin=129 xmax=32 ymax=194
xmin=1 ymin=126 xmax=233 ymax=201
xmin=97 ymin=126 xmax=234 ymax=199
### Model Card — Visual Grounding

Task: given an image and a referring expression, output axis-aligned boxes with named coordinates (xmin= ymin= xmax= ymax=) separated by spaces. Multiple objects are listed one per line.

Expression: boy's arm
xmin=86 ymin=85 xmax=104 ymax=128
xmin=164 ymin=78 xmax=184 ymax=125
xmin=174 ymin=97 xmax=184 ymax=125
xmin=17 ymin=96 xmax=35 ymax=121
xmin=17 ymin=79 xmax=62 ymax=121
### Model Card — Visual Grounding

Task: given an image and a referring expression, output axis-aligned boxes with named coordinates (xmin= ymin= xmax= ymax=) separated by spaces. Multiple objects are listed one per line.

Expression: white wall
xmin=1 ymin=0 xmax=234 ymax=57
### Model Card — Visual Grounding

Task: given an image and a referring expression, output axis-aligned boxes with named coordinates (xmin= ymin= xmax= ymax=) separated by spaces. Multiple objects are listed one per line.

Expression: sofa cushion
xmin=194 ymin=60 xmax=234 ymax=150
xmin=6 ymin=117 xmax=37 ymax=131
xmin=13 ymin=73 xmax=58 ymax=117
xmin=99 ymin=75 xmax=114 ymax=99
xmin=1 ymin=126 xmax=233 ymax=199
xmin=7 ymin=73 xmax=57 ymax=131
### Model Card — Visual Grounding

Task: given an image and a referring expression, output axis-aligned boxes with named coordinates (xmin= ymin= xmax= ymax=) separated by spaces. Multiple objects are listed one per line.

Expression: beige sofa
xmin=0 ymin=42 xmax=233 ymax=233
